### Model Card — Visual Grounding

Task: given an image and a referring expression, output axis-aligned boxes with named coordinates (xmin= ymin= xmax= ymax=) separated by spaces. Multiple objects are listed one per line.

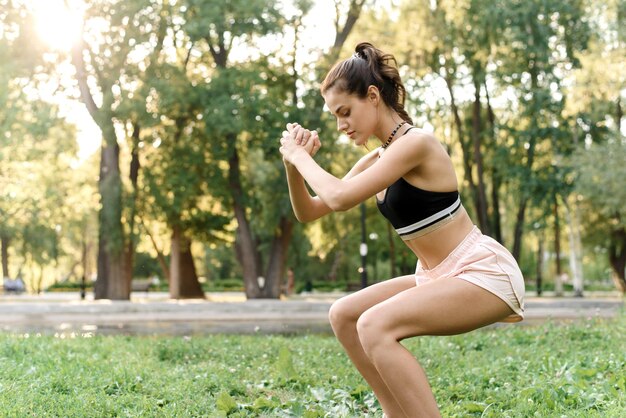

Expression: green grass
xmin=0 ymin=315 xmax=624 ymax=417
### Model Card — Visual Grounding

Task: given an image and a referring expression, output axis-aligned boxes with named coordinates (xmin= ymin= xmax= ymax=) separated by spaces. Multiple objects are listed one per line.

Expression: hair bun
xmin=355 ymin=42 xmax=374 ymax=60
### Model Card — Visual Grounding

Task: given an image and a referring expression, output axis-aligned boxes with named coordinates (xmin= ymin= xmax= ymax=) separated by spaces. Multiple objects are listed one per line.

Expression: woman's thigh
xmin=330 ymin=275 xmax=417 ymax=322
xmin=358 ymin=277 xmax=515 ymax=339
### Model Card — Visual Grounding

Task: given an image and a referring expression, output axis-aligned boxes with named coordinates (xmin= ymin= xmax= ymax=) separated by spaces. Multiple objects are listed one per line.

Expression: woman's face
xmin=323 ymin=86 xmax=378 ymax=146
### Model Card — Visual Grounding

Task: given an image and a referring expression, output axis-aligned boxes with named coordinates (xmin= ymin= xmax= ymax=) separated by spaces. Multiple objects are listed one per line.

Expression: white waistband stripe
xmin=395 ymin=197 xmax=462 ymax=236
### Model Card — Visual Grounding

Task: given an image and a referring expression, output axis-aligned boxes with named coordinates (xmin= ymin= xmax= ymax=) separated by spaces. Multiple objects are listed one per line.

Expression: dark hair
xmin=320 ymin=42 xmax=413 ymax=125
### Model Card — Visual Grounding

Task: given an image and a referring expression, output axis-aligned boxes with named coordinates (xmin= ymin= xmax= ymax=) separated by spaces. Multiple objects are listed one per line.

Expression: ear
xmin=367 ymin=85 xmax=380 ymax=104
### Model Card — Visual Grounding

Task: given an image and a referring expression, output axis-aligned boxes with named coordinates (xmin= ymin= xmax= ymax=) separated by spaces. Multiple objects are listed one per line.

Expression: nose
xmin=337 ymin=119 xmax=348 ymax=132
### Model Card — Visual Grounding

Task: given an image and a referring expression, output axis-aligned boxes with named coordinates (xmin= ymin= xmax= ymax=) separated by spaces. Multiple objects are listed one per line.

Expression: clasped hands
xmin=279 ymin=123 xmax=321 ymax=165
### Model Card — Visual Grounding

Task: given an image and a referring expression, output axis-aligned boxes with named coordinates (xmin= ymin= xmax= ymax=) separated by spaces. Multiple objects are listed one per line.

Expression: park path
xmin=0 ymin=292 xmax=622 ymax=336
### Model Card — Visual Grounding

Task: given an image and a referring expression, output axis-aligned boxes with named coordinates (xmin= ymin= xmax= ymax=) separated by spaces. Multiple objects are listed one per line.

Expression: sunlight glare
xmin=33 ymin=0 xmax=83 ymax=51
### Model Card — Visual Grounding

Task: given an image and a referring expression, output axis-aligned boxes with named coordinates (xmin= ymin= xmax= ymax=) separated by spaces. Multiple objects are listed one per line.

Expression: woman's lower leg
xmin=332 ymin=320 xmax=408 ymax=418
xmin=363 ymin=336 xmax=440 ymax=418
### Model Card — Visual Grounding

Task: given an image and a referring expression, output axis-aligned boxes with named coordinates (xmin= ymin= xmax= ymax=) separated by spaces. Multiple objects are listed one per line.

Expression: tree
xmin=558 ymin=0 xmax=625 ymax=293
xmin=0 ymin=2 xmax=77 ymax=287
xmin=490 ymin=0 xmax=590 ymax=260
xmin=181 ymin=0 xmax=369 ymax=298
xmin=71 ymin=0 xmax=164 ymax=299
xmin=141 ymin=61 xmax=231 ymax=298
xmin=569 ymin=140 xmax=626 ymax=292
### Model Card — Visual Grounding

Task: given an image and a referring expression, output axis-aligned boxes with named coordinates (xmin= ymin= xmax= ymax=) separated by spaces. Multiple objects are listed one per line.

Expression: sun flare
xmin=32 ymin=0 xmax=83 ymax=51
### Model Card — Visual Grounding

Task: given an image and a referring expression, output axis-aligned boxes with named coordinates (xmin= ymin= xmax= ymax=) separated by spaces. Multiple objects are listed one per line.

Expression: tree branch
xmin=333 ymin=0 xmax=366 ymax=51
xmin=71 ymin=40 xmax=100 ymax=122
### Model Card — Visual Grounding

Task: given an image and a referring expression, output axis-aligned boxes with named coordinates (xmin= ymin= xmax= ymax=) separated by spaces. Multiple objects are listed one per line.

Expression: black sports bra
xmin=377 ymin=177 xmax=462 ymax=240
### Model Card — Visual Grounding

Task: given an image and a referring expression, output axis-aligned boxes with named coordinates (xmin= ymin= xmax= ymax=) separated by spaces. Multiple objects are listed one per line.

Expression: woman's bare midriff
xmin=402 ymin=206 xmax=475 ymax=270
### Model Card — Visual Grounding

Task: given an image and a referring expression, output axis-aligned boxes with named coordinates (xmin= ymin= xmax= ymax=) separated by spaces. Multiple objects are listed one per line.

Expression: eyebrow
xmin=334 ymin=105 xmax=346 ymax=115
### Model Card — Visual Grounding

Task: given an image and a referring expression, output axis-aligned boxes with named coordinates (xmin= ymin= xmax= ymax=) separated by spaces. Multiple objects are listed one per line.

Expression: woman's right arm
xmin=284 ymin=136 xmax=379 ymax=223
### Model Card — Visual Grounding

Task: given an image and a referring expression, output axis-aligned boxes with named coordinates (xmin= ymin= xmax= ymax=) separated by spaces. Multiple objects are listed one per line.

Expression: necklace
xmin=382 ymin=121 xmax=406 ymax=149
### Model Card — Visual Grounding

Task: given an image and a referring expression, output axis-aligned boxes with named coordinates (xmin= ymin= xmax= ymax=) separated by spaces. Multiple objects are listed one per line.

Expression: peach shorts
xmin=415 ymin=226 xmax=525 ymax=322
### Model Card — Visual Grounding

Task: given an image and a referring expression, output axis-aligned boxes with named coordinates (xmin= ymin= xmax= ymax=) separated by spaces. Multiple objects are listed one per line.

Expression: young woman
xmin=279 ymin=42 xmax=524 ymax=418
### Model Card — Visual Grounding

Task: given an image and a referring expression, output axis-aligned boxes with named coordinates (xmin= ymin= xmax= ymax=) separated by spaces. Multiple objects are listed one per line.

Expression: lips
xmin=346 ymin=131 xmax=355 ymax=138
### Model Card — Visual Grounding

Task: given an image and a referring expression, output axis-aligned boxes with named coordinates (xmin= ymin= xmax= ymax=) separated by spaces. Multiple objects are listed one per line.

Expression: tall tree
xmin=0 ymin=1 xmax=70 ymax=284
xmin=141 ymin=60 xmax=231 ymax=298
xmin=71 ymin=0 xmax=163 ymax=299
xmin=182 ymin=0 xmax=283 ymax=298
xmin=491 ymin=0 xmax=590 ymax=260
xmin=386 ymin=0 xmax=498 ymax=237
xmin=182 ymin=0 xmax=368 ymax=298
xmin=570 ymin=140 xmax=626 ymax=292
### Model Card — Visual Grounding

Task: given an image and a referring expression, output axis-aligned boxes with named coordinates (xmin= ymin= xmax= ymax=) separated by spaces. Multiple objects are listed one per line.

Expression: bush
xmin=296 ymin=279 xmax=349 ymax=293
xmin=202 ymin=278 xmax=245 ymax=292
xmin=46 ymin=281 xmax=92 ymax=292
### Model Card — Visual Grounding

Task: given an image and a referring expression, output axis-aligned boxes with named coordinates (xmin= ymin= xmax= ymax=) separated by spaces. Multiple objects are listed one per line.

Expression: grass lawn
xmin=0 ymin=314 xmax=624 ymax=417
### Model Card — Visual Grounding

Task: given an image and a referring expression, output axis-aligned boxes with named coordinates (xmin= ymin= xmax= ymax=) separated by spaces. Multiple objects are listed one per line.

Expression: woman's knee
xmin=356 ymin=309 xmax=390 ymax=357
xmin=328 ymin=297 xmax=355 ymax=331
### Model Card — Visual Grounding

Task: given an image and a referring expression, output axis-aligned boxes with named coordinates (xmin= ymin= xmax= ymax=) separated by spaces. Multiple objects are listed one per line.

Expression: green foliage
xmin=46 ymin=281 xmax=92 ymax=291
xmin=132 ymin=251 xmax=163 ymax=279
xmin=0 ymin=7 xmax=89 ymax=286
xmin=203 ymin=278 xmax=245 ymax=292
xmin=570 ymin=140 xmax=626 ymax=224
xmin=0 ymin=315 xmax=624 ymax=416
xmin=183 ymin=0 xmax=282 ymax=47
xmin=2 ymin=0 xmax=624 ymax=294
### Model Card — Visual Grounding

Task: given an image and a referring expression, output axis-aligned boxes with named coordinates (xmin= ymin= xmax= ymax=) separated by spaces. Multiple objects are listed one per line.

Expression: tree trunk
xmin=141 ymin=218 xmax=171 ymax=283
xmin=179 ymin=241 xmax=203 ymax=298
xmin=228 ymin=146 xmax=262 ymax=298
xmin=511 ymin=199 xmax=527 ymax=261
xmin=35 ymin=264 xmax=44 ymax=295
xmin=331 ymin=0 xmax=366 ymax=52
xmin=1 ymin=234 xmax=9 ymax=279
xmin=169 ymin=228 xmax=181 ymax=298
xmin=328 ymin=241 xmax=344 ymax=282
xmin=72 ymin=41 xmax=127 ymax=300
xmin=80 ymin=237 xmax=87 ymax=299
xmin=124 ymin=123 xmax=141 ymax=295
xmin=609 ymin=226 xmax=626 ymax=294
xmin=95 ymin=129 xmax=128 ymax=300
xmin=553 ymin=195 xmax=563 ymax=296
xmin=536 ymin=232 xmax=543 ymax=296
xmin=484 ymin=82 xmax=503 ymax=243
xmin=262 ymin=216 xmax=294 ymax=298
xmin=471 ymin=79 xmax=490 ymax=235
xmin=572 ymin=202 xmax=584 ymax=297
xmin=616 ymin=96 xmax=622 ymax=132
xmin=169 ymin=225 xmax=204 ymax=299
xmin=445 ymin=73 xmax=479 ymax=219
xmin=564 ymin=199 xmax=584 ymax=297
xmin=206 ymin=29 xmax=262 ymax=294
xmin=490 ymin=170 xmax=503 ymax=243
xmin=512 ymin=55 xmax=541 ymax=261
xmin=511 ymin=123 xmax=538 ymax=260
xmin=612 ymin=100 xmax=625 ymax=293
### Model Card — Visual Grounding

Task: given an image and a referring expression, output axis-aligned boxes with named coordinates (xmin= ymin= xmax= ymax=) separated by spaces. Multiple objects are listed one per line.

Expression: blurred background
xmin=0 ymin=0 xmax=624 ymax=300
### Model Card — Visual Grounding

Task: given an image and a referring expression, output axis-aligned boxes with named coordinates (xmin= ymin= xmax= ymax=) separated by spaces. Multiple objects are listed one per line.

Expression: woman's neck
xmin=375 ymin=112 xmax=407 ymax=147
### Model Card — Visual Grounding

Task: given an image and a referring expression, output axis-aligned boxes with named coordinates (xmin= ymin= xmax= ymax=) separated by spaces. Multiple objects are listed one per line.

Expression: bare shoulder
xmin=383 ymin=129 xmax=443 ymax=163
xmin=404 ymin=129 xmax=443 ymax=151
